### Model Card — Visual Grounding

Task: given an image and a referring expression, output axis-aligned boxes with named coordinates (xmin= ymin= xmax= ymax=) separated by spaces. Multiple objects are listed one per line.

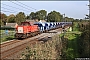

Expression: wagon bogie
xmin=15 ymin=33 xmax=27 ymax=39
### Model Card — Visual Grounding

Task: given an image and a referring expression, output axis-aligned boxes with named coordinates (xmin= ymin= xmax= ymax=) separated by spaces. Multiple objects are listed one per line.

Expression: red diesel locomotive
xmin=15 ymin=22 xmax=40 ymax=39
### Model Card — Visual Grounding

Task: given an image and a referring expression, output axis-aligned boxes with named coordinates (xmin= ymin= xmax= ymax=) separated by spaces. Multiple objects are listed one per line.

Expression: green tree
xmin=0 ymin=19 xmax=3 ymax=26
xmin=26 ymin=15 xmax=30 ymax=19
xmin=47 ymin=11 xmax=63 ymax=22
xmin=29 ymin=12 xmax=35 ymax=20
xmin=35 ymin=10 xmax=47 ymax=20
xmin=7 ymin=14 xmax=16 ymax=23
xmin=29 ymin=10 xmax=47 ymax=20
xmin=8 ymin=17 xmax=16 ymax=23
xmin=16 ymin=12 xmax=26 ymax=24
xmin=64 ymin=17 xmax=74 ymax=22
xmin=73 ymin=19 xmax=79 ymax=22
xmin=0 ymin=13 xmax=7 ymax=19
xmin=0 ymin=13 xmax=7 ymax=25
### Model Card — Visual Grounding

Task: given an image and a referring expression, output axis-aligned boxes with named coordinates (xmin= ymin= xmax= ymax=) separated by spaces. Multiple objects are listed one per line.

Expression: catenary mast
xmin=88 ymin=0 xmax=90 ymax=20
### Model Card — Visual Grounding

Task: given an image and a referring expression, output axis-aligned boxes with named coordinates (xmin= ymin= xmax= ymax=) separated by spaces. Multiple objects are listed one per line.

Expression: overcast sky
xmin=1 ymin=1 xmax=89 ymax=19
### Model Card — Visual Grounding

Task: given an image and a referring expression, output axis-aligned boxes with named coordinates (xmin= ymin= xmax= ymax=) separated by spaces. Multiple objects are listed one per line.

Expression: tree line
xmin=0 ymin=10 xmax=79 ymax=26
xmin=1 ymin=9 xmax=89 ymax=26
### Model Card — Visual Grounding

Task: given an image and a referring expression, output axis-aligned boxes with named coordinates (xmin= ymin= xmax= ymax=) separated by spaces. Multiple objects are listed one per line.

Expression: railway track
xmin=1 ymin=39 xmax=37 ymax=59
xmin=0 ymin=27 xmax=65 ymax=59
xmin=1 ymin=40 xmax=20 ymax=47
xmin=1 ymin=32 xmax=55 ymax=59
xmin=0 ymin=32 xmax=46 ymax=52
xmin=0 ymin=29 xmax=55 ymax=48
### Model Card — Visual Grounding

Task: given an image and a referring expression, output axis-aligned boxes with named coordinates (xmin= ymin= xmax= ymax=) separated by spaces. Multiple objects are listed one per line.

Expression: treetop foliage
xmin=0 ymin=10 xmax=89 ymax=26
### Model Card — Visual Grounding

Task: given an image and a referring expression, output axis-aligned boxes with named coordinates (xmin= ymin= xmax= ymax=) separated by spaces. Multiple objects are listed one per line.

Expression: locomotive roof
xmin=21 ymin=21 xmax=35 ymax=25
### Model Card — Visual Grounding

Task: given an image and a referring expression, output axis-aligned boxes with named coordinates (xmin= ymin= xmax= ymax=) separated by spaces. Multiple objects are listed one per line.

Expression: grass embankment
xmin=60 ymin=31 xmax=82 ymax=59
xmin=20 ymin=35 xmax=62 ymax=59
xmin=0 ymin=30 xmax=15 ymax=43
xmin=1 ymin=36 xmax=14 ymax=43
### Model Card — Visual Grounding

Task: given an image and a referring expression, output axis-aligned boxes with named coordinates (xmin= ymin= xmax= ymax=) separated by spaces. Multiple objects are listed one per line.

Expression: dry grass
xmin=20 ymin=34 xmax=62 ymax=59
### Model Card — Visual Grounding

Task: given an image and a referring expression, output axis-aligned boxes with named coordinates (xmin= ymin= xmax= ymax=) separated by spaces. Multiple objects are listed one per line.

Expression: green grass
xmin=61 ymin=31 xmax=81 ymax=59
xmin=66 ymin=34 xmax=76 ymax=40
xmin=0 ymin=30 xmax=5 ymax=33
xmin=73 ymin=22 xmax=80 ymax=31
xmin=66 ymin=31 xmax=82 ymax=34
xmin=0 ymin=35 xmax=14 ymax=43
xmin=1 ymin=30 xmax=5 ymax=32
xmin=60 ymin=33 xmax=64 ymax=37
xmin=0 ymin=30 xmax=15 ymax=43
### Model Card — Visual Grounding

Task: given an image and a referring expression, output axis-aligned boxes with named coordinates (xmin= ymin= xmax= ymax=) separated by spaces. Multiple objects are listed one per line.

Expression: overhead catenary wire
xmin=1 ymin=1 xmax=37 ymax=16
xmin=9 ymin=1 xmax=32 ymax=11
xmin=89 ymin=0 xmax=90 ymax=20
xmin=16 ymin=1 xmax=37 ymax=11
xmin=2 ymin=3 xmax=31 ymax=12
xmin=1 ymin=10 xmax=15 ymax=13
xmin=1 ymin=7 xmax=17 ymax=12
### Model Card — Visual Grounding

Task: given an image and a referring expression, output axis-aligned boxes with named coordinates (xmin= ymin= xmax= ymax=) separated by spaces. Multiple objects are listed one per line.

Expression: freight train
xmin=15 ymin=21 xmax=72 ymax=39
